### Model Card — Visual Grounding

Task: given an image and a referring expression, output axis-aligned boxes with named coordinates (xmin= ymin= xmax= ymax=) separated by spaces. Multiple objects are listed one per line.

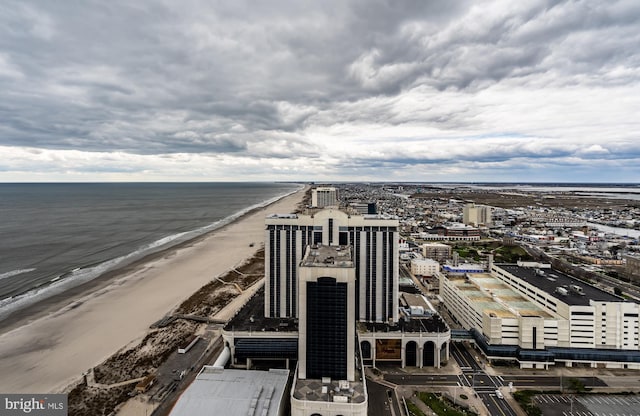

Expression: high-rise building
xmin=311 ymin=186 xmax=338 ymax=208
xmin=265 ymin=208 xmax=399 ymax=323
xmin=463 ymin=203 xmax=492 ymax=226
xmin=220 ymin=206 xmax=450 ymax=416
xmin=292 ymin=244 xmax=366 ymax=416
xmin=297 ymin=245 xmax=356 ymax=381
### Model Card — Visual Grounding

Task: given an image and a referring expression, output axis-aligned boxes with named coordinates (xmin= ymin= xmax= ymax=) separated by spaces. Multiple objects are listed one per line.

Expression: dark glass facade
xmin=306 ymin=277 xmax=348 ymax=379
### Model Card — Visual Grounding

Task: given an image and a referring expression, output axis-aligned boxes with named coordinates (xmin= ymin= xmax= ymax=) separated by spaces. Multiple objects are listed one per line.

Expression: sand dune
xmin=0 ymin=188 xmax=304 ymax=393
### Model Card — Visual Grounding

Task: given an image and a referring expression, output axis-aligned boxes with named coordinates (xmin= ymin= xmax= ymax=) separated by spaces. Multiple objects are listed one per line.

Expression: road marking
xmin=488 ymin=394 xmax=508 ymax=416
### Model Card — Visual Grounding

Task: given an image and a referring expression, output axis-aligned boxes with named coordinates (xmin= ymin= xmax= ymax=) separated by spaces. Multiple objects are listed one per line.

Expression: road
xmin=385 ymin=373 xmax=606 ymax=388
xmin=367 ymin=378 xmax=402 ymax=416
xmin=151 ymin=336 xmax=225 ymax=416
xmin=385 ymin=342 xmax=610 ymax=415
xmin=384 ymin=342 xmax=520 ymax=415
xmin=451 ymin=342 xmax=517 ymax=416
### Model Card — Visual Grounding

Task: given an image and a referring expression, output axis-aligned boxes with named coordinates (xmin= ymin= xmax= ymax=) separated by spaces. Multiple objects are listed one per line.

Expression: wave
xmin=0 ymin=268 xmax=36 ymax=281
xmin=0 ymin=184 xmax=303 ymax=321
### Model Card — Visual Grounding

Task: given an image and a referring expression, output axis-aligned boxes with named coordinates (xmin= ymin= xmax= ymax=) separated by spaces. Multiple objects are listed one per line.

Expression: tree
xmin=564 ymin=378 xmax=586 ymax=394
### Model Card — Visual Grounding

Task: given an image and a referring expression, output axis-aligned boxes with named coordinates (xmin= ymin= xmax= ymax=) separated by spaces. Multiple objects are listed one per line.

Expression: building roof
xmin=223 ymin=286 xmax=298 ymax=333
xmin=292 ymin=345 xmax=366 ymax=404
xmin=450 ymin=273 xmax=552 ymax=319
xmin=169 ymin=367 xmax=289 ymax=416
xmin=301 ymin=245 xmax=353 ymax=268
xmin=293 ymin=377 xmax=366 ymax=404
xmin=358 ymin=314 xmax=449 ymax=333
xmin=497 ymin=264 xmax=623 ymax=306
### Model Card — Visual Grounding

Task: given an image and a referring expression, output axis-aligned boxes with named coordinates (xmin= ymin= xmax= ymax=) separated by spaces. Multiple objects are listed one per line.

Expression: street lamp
xmin=569 ymin=394 xmax=574 ymax=415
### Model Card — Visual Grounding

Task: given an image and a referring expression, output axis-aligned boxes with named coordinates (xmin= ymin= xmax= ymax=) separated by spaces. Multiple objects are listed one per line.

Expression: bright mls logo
xmin=1 ymin=394 xmax=67 ymax=415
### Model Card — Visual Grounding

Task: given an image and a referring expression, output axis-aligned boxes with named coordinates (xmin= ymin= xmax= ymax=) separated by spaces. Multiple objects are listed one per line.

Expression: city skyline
xmin=1 ymin=1 xmax=639 ymax=182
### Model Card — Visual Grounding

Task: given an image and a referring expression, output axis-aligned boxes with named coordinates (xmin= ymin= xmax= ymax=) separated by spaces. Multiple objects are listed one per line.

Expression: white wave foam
xmin=0 ymin=184 xmax=303 ymax=321
xmin=0 ymin=268 xmax=36 ymax=280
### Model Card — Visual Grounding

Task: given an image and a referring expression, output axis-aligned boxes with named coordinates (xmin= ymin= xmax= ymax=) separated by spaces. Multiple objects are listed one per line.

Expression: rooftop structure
xmin=301 ymin=244 xmax=353 ymax=268
xmin=169 ymin=367 xmax=289 ymax=416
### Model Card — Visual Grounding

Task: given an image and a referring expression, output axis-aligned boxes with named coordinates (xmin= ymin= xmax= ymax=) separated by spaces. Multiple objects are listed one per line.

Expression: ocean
xmin=0 ymin=182 xmax=301 ymax=321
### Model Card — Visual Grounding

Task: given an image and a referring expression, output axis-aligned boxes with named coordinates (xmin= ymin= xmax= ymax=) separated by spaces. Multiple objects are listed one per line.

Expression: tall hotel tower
xmin=265 ymin=208 xmax=399 ymax=323
xmin=311 ymin=186 xmax=338 ymax=208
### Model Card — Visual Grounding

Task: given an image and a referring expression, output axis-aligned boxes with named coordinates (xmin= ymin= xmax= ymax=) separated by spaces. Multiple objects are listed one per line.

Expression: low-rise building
xmin=411 ymin=258 xmax=440 ymax=276
xmin=422 ymin=242 xmax=452 ymax=262
xmin=169 ymin=367 xmax=290 ymax=416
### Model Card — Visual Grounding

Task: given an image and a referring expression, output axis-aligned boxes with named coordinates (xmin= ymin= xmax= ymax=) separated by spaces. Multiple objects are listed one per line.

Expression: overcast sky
xmin=1 ymin=0 xmax=639 ymax=182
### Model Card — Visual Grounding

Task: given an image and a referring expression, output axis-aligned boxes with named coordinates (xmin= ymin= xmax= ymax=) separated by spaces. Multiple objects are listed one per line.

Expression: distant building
xmin=463 ymin=204 xmax=492 ymax=227
xmin=422 ymin=243 xmax=452 ymax=262
xmin=411 ymin=259 xmax=440 ymax=276
xmin=311 ymin=187 xmax=338 ymax=208
xmin=441 ymin=263 xmax=486 ymax=274
xmin=624 ymin=255 xmax=640 ymax=283
xmin=427 ymin=223 xmax=481 ymax=241
xmin=349 ymin=202 xmax=377 ymax=215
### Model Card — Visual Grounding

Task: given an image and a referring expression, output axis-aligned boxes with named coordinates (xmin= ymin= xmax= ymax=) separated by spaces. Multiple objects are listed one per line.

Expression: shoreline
xmin=0 ymin=185 xmax=303 ymax=335
xmin=0 ymin=185 xmax=307 ymax=394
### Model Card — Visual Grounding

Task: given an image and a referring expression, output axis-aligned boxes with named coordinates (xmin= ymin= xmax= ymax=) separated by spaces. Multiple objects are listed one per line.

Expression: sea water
xmin=0 ymin=182 xmax=300 ymax=321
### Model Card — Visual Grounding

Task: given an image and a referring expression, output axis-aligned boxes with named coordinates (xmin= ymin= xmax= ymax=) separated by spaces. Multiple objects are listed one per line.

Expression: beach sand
xmin=0 ymin=188 xmax=304 ymax=394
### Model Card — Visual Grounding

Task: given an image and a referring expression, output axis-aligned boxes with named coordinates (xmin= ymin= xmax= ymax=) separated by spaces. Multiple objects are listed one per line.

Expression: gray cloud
xmin=0 ymin=0 xmax=638 ymax=181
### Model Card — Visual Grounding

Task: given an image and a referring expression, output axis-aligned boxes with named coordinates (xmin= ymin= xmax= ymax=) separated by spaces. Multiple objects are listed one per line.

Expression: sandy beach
xmin=0 ymin=188 xmax=304 ymax=394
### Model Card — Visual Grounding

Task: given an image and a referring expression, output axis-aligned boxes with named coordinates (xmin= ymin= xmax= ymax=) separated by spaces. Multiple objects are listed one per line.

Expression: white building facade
xmin=463 ymin=204 xmax=492 ymax=226
xmin=265 ymin=208 xmax=399 ymax=323
xmin=440 ymin=261 xmax=640 ymax=369
xmin=311 ymin=187 xmax=338 ymax=208
xmin=411 ymin=259 xmax=440 ymax=276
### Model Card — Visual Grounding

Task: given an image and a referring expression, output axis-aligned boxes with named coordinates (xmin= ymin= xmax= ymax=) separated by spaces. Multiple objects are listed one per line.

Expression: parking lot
xmin=534 ymin=394 xmax=640 ymax=416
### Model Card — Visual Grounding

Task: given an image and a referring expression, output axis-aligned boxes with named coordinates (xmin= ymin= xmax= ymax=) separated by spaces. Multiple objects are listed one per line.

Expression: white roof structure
xmin=169 ymin=367 xmax=290 ymax=416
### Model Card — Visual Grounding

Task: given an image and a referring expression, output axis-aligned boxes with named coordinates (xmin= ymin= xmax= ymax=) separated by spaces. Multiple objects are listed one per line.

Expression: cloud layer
xmin=1 ymin=0 xmax=639 ymax=182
